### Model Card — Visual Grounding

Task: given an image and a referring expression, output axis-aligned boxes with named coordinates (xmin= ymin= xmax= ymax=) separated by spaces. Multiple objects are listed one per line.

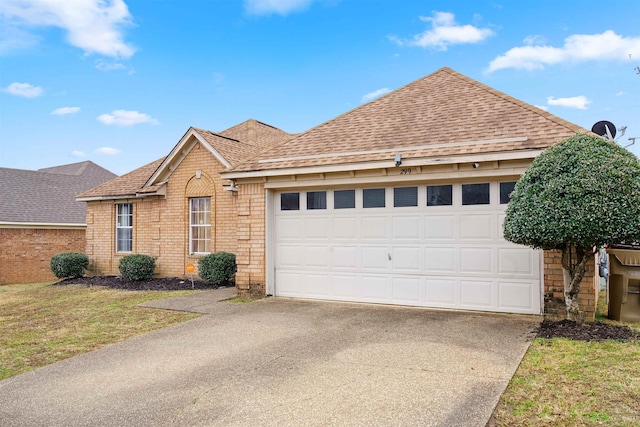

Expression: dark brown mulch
xmin=53 ymin=276 xmax=222 ymax=291
xmin=536 ymin=319 xmax=639 ymax=341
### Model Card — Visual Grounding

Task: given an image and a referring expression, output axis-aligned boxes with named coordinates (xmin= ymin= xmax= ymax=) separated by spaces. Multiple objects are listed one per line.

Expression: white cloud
xmin=244 ymin=0 xmax=315 ymax=16
xmin=2 ymin=82 xmax=43 ymax=97
xmin=51 ymin=106 xmax=80 ymax=115
xmin=361 ymin=88 xmax=391 ymax=102
xmin=616 ymin=91 xmax=627 ymax=96
xmin=0 ymin=0 xmax=135 ymax=58
xmin=488 ymin=30 xmax=640 ymax=72
xmin=547 ymin=96 xmax=591 ymax=110
xmin=95 ymin=146 xmax=120 ymax=155
xmin=389 ymin=11 xmax=494 ymax=50
xmin=533 ymin=105 xmax=549 ymax=111
xmin=97 ymin=109 xmax=159 ymax=126
xmin=94 ymin=59 xmax=127 ymax=71
xmin=72 ymin=150 xmax=86 ymax=157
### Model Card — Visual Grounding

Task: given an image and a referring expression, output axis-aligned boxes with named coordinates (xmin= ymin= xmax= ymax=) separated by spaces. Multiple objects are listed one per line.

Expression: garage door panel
xmin=333 ymin=246 xmax=359 ymax=269
xmin=361 ymin=276 xmax=390 ymax=301
xmin=392 ymin=216 xmax=421 ymax=240
xmin=333 ymin=274 xmax=361 ymax=298
xmin=305 ymin=218 xmax=330 ymax=240
xmin=278 ymin=244 xmax=305 ymax=267
xmin=498 ymin=248 xmax=535 ymax=275
xmin=333 ymin=217 xmax=358 ymax=240
xmin=498 ymin=281 xmax=534 ymax=311
xmin=391 ymin=246 xmax=421 ymax=272
xmin=278 ymin=218 xmax=304 ymax=240
xmin=303 ymin=273 xmax=332 ymax=297
xmin=460 ymin=280 xmax=494 ymax=308
xmin=425 ymin=247 xmax=456 ymax=273
xmin=362 ymin=217 xmax=388 ymax=240
xmin=426 ymin=279 xmax=457 ymax=304
xmin=460 ymin=248 xmax=493 ymax=274
xmin=460 ymin=215 xmax=493 ymax=240
xmin=391 ymin=277 xmax=421 ymax=304
xmin=425 ymin=216 xmax=456 ymax=240
xmin=362 ymin=246 xmax=389 ymax=270
xmin=276 ymin=271 xmax=305 ymax=296
xmin=306 ymin=246 xmax=331 ymax=267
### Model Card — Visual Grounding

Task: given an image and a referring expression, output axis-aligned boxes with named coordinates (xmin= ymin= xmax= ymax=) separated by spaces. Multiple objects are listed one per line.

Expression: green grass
xmin=492 ymin=292 xmax=640 ymax=426
xmin=0 ymin=282 xmax=200 ymax=380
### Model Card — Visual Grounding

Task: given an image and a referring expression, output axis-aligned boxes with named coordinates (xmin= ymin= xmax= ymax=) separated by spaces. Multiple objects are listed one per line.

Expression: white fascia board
xmin=222 ymin=149 xmax=543 ymax=180
xmin=144 ymin=128 xmax=231 ymax=187
xmin=0 ymin=222 xmax=86 ymax=229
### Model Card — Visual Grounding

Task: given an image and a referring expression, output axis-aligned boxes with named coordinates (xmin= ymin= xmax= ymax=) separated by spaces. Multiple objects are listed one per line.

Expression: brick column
xmin=544 ymin=249 xmax=597 ymax=322
xmin=235 ymin=183 xmax=266 ymax=297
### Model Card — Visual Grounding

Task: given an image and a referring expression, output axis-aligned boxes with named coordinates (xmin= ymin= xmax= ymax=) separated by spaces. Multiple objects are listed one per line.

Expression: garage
xmin=272 ymin=180 xmax=542 ymax=314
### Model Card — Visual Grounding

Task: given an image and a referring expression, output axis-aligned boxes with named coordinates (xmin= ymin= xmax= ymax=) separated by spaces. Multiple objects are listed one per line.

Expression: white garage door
xmin=273 ymin=181 xmax=541 ymax=314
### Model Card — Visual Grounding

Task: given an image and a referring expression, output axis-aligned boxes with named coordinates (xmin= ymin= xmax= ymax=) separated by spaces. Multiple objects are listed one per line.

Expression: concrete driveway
xmin=0 ymin=292 xmax=539 ymax=426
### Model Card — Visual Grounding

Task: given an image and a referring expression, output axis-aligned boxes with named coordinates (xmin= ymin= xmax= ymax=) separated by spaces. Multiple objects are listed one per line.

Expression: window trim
xmin=189 ymin=197 xmax=211 ymax=255
xmin=115 ymin=203 xmax=133 ymax=253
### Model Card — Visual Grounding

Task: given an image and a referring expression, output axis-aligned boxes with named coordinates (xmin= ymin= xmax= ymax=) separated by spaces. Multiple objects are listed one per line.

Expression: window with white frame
xmin=115 ymin=203 xmax=133 ymax=252
xmin=190 ymin=197 xmax=211 ymax=254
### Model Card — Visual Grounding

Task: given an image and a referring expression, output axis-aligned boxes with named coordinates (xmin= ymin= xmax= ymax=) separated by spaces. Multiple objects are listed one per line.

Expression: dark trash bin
xmin=607 ymin=245 xmax=640 ymax=322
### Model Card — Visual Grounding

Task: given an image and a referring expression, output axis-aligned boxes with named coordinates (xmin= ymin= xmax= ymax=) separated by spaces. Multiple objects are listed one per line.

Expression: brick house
xmin=78 ymin=68 xmax=598 ymax=320
xmin=76 ymin=120 xmax=293 ymax=277
xmin=0 ymin=161 xmax=116 ymax=284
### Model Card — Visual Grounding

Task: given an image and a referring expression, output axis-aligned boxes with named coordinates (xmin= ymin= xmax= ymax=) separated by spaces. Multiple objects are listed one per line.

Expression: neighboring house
xmin=0 ymin=161 xmax=117 ymax=284
xmin=78 ymin=68 xmax=598 ymax=320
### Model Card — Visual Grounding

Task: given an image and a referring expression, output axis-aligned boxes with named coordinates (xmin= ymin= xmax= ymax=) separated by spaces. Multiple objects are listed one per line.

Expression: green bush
xmin=118 ymin=254 xmax=155 ymax=281
xmin=198 ymin=252 xmax=236 ymax=285
xmin=50 ymin=252 xmax=89 ymax=279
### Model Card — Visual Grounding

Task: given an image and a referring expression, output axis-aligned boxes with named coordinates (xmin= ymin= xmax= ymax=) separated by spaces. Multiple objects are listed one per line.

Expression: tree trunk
xmin=561 ymin=244 xmax=591 ymax=324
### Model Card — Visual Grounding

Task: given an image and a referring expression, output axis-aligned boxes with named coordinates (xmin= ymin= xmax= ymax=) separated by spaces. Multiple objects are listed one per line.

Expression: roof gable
xmin=227 ymin=67 xmax=589 ymax=173
xmin=78 ymin=120 xmax=292 ymax=200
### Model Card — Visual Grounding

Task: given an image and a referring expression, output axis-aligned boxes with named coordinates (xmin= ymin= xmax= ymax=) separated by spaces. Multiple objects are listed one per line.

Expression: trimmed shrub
xmin=50 ymin=252 xmax=89 ymax=279
xmin=118 ymin=254 xmax=155 ymax=281
xmin=198 ymin=252 xmax=236 ymax=285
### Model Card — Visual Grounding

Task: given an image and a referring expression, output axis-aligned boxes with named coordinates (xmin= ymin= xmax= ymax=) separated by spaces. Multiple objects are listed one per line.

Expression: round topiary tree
xmin=503 ymin=134 xmax=640 ymax=321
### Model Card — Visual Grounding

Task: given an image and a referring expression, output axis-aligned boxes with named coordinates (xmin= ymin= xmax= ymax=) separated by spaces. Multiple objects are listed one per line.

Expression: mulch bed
xmin=536 ymin=319 xmax=639 ymax=341
xmin=53 ymin=275 xmax=222 ymax=291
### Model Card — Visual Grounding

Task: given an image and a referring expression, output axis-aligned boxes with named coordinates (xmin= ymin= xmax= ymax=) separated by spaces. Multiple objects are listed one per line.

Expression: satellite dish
xmin=591 ymin=121 xmax=617 ymax=140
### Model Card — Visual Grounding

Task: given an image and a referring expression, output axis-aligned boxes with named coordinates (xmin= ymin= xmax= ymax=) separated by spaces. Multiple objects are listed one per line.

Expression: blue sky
xmin=1 ymin=0 xmax=639 ymax=175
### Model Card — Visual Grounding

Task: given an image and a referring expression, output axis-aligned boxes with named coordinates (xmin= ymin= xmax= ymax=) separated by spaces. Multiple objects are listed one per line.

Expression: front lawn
xmin=491 ymin=293 xmax=640 ymax=426
xmin=0 ymin=282 xmax=200 ymax=380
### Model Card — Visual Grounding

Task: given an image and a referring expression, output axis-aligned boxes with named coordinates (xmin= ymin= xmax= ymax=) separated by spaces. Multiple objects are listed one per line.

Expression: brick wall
xmin=235 ymin=182 xmax=266 ymax=297
xmin=0 ymin=227 xmax=85 ymax=284
xmin=544 ymin=249 xmax=598 ymax=322
xmin=85 ymin=141 xmax=238 ymax=278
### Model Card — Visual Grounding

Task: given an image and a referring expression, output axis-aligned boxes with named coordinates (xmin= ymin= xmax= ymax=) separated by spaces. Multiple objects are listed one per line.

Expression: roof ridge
xmin=227 ymin=67 xmax=451 ymax=171
xmin=440 ymin=67 xmax=589 ymax=134
xmin=192 ymin=127 xmax=241 ymax=143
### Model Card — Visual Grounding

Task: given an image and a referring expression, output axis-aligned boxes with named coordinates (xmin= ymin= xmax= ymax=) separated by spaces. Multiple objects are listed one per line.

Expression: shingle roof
xmin=76 ymin=158 xmax=165 ymax=199
xmin=77 ymin=120 xmax=292 ymax=199
xmin=0 ymin=161 xmax=117 ymax=224
xmin=229 ymin=67 xmax=589 ymax=173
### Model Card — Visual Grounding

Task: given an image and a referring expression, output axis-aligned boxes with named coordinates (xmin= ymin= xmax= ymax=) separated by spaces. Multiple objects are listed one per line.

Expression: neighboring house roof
xmin=76 ymin=158 xmax=165 ymax=200
xmin=0 ymin=161 xmax=117 ymax=226
xmin=225 ymin=67 xmax=590 ymax=175
xmin=77 ymin=120 xmax=293 ymax=201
